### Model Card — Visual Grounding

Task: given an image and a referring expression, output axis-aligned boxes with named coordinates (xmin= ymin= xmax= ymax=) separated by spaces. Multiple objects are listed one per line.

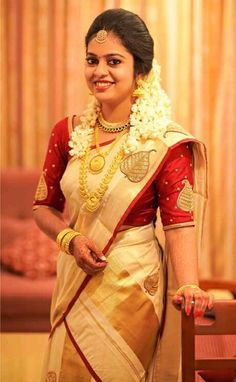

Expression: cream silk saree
xmin=41 ymin=118 xmax=207 ymax=382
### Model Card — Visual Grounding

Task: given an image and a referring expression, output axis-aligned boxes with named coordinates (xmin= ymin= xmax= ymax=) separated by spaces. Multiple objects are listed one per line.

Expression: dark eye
xmin=108 ymin=59 xmax=121 ymax=66
xmin=86 ymin=57 xmax=98 ymax=65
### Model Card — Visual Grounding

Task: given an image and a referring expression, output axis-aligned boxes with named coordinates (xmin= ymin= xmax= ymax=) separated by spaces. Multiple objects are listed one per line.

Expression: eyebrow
xmin=86 ymin=52 xmax=126 ymax=59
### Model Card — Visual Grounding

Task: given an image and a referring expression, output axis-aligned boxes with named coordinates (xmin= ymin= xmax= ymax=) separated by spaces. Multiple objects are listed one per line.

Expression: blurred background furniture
xmin=1 ymin=169 xmax=57 ymax=332
xmin=182 ymin=281 xmax=236 ymax=382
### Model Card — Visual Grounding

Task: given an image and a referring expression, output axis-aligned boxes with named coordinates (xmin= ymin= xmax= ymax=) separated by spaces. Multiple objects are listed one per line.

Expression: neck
xmin=101 ymin=99 xmax=132 ymax=123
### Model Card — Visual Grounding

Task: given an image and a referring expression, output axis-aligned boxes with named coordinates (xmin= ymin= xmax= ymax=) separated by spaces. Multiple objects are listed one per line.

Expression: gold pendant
xmin=89 ymin=154 xmax=105 ymax=174
xmin=86 ymin=195 xmax=100 ymax=212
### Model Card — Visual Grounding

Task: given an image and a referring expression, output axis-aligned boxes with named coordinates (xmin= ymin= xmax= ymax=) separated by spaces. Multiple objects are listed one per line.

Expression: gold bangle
xmin=56 ymin=228 xmax=82 ymax=255
xmin=176 ymin=284 xmax=200 ymax=294
xmin=56 ymin=228 xmax=74 ymax=247
xmin=62 ymin=231 xmax=82 ymax=255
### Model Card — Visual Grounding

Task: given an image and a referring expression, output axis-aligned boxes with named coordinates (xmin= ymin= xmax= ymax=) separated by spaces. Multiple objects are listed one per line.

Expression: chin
xmin=93 ymin=92 xmax=116 ymax=104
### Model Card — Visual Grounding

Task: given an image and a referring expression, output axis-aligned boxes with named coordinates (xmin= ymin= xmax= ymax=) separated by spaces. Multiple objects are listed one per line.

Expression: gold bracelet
xmin=56 ymin=228 xmax=74 ymax=247
xmin=62 ymin=231 xmax=82 ymax=255
xmin=56 ymin=228 xmax=82 ymax=255
xmin=176 ymin=284 xmax=200 ymax=294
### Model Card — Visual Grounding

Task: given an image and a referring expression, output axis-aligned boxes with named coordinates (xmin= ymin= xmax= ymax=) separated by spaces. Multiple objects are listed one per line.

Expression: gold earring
xmin=133 ymin=72 xmax=153 ymax=98
xmin=133 ymin=86 xmax=145 ymax=97
xmin=132 ymin=75 xmax=146 ymax=97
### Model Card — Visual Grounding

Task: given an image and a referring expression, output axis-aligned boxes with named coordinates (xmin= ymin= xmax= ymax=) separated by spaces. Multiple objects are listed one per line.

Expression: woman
xmin=34 ymin=8 xmax=213 ymax=382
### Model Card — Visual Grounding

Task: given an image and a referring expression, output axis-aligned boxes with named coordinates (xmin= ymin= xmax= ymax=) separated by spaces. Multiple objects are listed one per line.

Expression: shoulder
xmin=51 ymin=117 xmax=69 ymax=137
xmin=51 ymin=115 xmax=81 ymax=140
xmin=49 ymin=117 xmax=71 ymax=154
xmin=158 ymin=121 xmax=197 ymax=148
xmin=72 ymin=115 xmax=81 ymax=128
xmin=166 ymin=142 xmax=193 ymax=165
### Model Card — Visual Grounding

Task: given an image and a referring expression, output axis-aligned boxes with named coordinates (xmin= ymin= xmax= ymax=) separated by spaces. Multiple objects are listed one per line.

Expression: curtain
xmin=1 ymin=0 xmax=235 ymax=279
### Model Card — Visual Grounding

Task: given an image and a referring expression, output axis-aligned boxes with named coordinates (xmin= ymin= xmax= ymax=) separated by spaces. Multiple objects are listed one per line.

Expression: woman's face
xmin=85 ymin=32 xmax=136 ymax=109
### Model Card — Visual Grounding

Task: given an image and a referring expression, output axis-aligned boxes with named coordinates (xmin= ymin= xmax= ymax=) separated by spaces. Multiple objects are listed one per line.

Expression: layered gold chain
xmin=79 ymin=145 xmax=125 ymax=212
xmin=89 ymin=126 xmax=127 ymax=174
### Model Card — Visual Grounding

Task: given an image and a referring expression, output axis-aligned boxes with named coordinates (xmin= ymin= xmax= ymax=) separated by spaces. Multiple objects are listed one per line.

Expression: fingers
xmin=79 ymin=258 xmax=105 ymax=275
xmin=172 ymin=295 xmax=184 ymax=310
xmin=175 ymin=287 xmax=214 ymax=317
xmin=71 ymin=235 xmax=107 ymax=275
xmin=193 ymin=291 xmax=206 ymax=317
xmin=207 ymin=293 xmax=214 ymax=310
xmin=87 ymin=241 xmax=107 ymax=262
xmin=78 ymin=247 xmax=107 ymax=274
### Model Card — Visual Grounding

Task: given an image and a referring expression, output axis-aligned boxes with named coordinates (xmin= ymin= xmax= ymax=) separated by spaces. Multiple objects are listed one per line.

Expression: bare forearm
xmin=165 ymin=226 xmax=199 ymax=287
xmin=33 ymin=206 xmax=68 ymax=241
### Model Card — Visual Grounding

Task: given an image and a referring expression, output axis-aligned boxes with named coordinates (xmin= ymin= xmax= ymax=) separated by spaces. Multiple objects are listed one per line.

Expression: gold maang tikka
xmin=95 ymin=29 xmax=108 ymax=44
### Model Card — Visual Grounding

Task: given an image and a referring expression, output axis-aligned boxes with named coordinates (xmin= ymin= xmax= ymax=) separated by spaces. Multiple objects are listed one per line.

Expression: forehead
xmin=87 ymin=32 xmax=132 ymax=58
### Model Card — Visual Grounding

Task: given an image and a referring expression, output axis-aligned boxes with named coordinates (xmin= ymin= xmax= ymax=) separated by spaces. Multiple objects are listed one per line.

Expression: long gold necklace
xmin=89 ymin=125 xmax=127 ymax=174
xmin=79 ymin=145 xmax=125 ymax=212
xmin=97 ymin=112 xmax=130 ymax=133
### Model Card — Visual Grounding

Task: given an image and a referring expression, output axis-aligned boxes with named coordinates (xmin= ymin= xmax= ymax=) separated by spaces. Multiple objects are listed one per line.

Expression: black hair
xmin=85 ymin=8 xmax=154 ymax=76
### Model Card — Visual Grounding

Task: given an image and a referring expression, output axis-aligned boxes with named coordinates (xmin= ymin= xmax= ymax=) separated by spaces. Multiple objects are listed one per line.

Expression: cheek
xmin=115 ymin=68 xmax=135 ymax=88
xmin=124 ymin=66 xmax=136 ymax=87
xmin=124 ymin=71 xmax=136 ymax=91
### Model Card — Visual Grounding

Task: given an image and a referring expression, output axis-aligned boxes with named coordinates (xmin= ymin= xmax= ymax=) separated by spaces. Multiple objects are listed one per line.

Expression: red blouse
xmin=33 ymin=118 xmax=195 ymax=230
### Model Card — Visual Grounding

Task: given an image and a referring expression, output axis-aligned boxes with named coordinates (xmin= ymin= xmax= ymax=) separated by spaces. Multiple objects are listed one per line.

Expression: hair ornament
xmin=95 ymin=29 xmax=108 ymax=44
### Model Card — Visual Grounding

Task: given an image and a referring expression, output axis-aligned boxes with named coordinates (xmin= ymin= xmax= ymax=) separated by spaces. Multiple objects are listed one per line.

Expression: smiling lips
xmin=94 ymin=80 xmax=114 ymax=92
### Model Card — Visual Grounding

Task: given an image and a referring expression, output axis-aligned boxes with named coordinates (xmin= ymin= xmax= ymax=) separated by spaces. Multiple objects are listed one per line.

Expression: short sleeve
xmin=155 ymin=143 xmax=195 ymax=230
xmin=33 ymin=118 xmax=70 ymax=212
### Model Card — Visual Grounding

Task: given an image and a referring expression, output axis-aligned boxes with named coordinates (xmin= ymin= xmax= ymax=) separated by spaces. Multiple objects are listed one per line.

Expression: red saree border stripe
xmin=64 ymin=318 xmax=102 ymax=382
xmin=102 ymin=138 xmax=197 ymax=254
xmin=50 ymin=275 xmax=91 ymax=337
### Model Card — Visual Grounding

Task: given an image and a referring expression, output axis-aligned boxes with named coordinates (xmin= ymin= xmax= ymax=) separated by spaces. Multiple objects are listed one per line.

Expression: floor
xmin=1 ymin=332 xmax=49 ymax=382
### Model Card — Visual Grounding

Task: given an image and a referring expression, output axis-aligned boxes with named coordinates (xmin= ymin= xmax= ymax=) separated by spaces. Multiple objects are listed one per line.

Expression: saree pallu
xmin=42 ymin=224 xmax=163 ymax=382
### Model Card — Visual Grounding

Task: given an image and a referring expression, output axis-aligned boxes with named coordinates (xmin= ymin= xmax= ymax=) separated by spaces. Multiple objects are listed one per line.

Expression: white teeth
xmin=96 ymin=82 xmax=111 ymax=87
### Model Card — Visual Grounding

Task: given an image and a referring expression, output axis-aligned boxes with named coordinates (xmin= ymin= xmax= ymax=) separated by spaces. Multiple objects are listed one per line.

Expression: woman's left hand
xmin=172 ymin=286 xmax=214 ymax=317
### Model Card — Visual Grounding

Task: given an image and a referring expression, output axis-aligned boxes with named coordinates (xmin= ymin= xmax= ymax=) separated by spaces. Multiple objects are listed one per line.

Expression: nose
xmin=94 ymin=60 xmax=108 ymax=77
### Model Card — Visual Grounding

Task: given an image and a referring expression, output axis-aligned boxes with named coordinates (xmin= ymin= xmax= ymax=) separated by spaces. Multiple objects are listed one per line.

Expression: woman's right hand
xmin=69 ymin=235 xmax=108 ymax=275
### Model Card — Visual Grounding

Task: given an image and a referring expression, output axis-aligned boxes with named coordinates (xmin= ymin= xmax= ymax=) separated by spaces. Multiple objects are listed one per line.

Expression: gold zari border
xmin=163 ymin=221 xmax=195 ymax=231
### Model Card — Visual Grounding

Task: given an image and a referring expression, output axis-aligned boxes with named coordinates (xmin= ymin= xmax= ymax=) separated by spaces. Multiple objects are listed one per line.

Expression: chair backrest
xmin=181 ymin=299 xmax=236 ymax=382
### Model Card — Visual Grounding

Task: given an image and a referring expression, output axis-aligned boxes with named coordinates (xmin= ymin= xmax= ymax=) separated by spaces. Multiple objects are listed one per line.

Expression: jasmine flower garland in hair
xmin=68 ymin=59 xmax=171 ymax=158
xmin=123 ymin=59 xmax=171 ymax=154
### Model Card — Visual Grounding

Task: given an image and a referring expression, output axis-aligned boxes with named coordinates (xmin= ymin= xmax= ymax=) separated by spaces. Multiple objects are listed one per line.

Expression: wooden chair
xmin=181 ymin=283 xmax=236 ymax=382
xmin=199 ymin=279 xmax=236 ymax=299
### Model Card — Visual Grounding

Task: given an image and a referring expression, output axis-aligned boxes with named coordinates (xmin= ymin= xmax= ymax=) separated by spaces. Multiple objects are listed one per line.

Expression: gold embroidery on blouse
xmin=120 ymin=150 xmax=155 ymax=183
xmin=163 ymin=122 xmax=189 ymax=138
xmin=177 ymin=179 xmax=194 ymax=211
xmin=144 ymin=272 xmax=159 ymax=296
xmin=35 ymin=173 xmax=48 ymax=201
xmin=46 ymin=371 xmax=57 ymax=382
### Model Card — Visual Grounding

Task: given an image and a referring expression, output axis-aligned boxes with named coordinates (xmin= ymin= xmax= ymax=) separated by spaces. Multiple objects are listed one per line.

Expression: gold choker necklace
xmin=97 ymin=113 xmax=130 ymax=133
